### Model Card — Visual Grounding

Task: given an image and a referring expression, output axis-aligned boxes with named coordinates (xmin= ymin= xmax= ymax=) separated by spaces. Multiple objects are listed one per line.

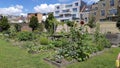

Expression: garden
xmin=0 ymin=13 xmax=120 ymax=68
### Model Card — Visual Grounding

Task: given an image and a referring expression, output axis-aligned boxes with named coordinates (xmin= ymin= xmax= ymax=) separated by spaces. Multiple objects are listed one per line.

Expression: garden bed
xmin=44 ymin=58 xmax=77 ymax=68
xmin=44 ymin=48 xmax=110 ymax=68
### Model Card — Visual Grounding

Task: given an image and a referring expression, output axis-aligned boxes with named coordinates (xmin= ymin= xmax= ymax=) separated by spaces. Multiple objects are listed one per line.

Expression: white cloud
xmin=0 ymin=5 xmax=26 ymax=16
xmin=34 ymin=3 xmax=60 ymax=13
xmin=20 ymin=13 xmax=27 ymax=17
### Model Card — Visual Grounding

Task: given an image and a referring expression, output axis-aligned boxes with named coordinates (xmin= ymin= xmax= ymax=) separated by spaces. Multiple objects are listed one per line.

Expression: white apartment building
xmin=80 ymin=6 xmax=91 ymax=23
xmin=54 ymin=0 xmax=86 ymax=22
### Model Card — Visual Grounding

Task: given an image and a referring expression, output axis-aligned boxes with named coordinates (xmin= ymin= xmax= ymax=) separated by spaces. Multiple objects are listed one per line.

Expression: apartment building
xmin=90 ymin=0 xmax=120 ymax=21
xmin=27 ymin=13 xmax=43 ymax=23
xmin=80 ymin=6 xmax=91 ymax=23
xmin=54 ymin=0 xmax=86 ymax=22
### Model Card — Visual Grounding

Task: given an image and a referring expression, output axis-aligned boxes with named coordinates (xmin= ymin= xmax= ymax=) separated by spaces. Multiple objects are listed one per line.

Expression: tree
xmin=87 ymin=16 xmax=96 ymax=28
xmin=0 ymin=16 xmax=10 ymax=32
xmin=44 ymin=13 xmax=58 ymax=34
xmin=29 ymin=16 xmax=39 ymax=31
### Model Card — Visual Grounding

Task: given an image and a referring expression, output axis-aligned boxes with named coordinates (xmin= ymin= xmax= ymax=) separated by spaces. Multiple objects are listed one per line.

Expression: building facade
xmin=90 ymin=0 xmax=119 ymax=21
xmin=54 ymin=0 xmax=86 ymax=22
xmin=80 ymin=6 xmax=91 ymax=23
xmin=27 ymin=13 xmax=43 ymax=23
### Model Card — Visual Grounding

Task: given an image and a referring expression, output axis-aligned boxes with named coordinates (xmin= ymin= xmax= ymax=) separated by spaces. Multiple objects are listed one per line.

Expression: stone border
xmin=44 ymin=58 xmax=76 ymax=68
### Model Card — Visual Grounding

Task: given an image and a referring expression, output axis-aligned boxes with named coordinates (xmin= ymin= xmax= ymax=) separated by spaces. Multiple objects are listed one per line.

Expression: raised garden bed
xmin=44 ymin=58 xmax=77 ymax=68
xmin=44 ymin=48 xmax=110 ymax=68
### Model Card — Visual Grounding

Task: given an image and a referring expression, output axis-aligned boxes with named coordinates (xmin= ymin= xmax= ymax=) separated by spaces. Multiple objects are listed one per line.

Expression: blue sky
xmin=0 ymin=0 xmax=99 ymax=16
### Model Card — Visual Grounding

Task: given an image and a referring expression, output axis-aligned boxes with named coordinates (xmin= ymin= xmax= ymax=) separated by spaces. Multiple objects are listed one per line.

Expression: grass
xmin=0 ymin=39 xmax=55 ymax=68
xmin=66 ymin=47 xmax=120 ymax=68
xmin=0 ymin=39 xmax=120 ymax=68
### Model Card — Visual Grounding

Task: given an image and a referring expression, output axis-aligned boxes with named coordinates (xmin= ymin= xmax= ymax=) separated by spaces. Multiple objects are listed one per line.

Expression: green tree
xmin=87 ymin=16 xmax=96 ymax=28
xmin=44 ymin=13 xmax=58 ymax=34
xmin=0 ymin=16 xmax=10 ymax=32
xmin=29 ymin=16 xmax=39 ymax=31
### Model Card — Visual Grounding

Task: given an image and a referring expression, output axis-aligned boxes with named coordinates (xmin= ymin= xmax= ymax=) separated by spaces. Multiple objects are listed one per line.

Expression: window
xmin=72 ymin=14 xmax=76 ymax=17
xmin=85 ymin=17 xmax=88 ymax=22
xmin=73 ymin=8 xmax=77 ymax=12
xmin=56 ymin=6 xmax=60 ymax=9
xmin=109 ymin=9 xmax=117 ymax=15
xmin=35 ymin=13 xmax=37 ymax=16
xmin=55 ymin=11 xmax=59 ymax=14
xmin=75 ymin=3 xmax=78 ymax=6
xmin=101 ymin=10 xmax=105 ymax=16
xmin=66 ymin=5 xmax=72 ymax=8
xmin=94 ymin=12 xmax=96 ymax=15
xmin=80 ymin=14 xmax=83 ymax=20
xmin=110 ymin=0 xmax=114 ymax=6
xmin=62 ymin=9 xmax=69 ymax=13
xmin=55 ymin=16 xmax=60 ymax=18
xmin=102 ymin=3 xmax=105 ymax=7
xmin=94 ymin=7 xmax=98 ymax=10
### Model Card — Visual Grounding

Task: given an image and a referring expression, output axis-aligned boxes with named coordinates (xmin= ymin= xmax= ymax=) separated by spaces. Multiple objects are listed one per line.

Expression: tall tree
xmin=0 ymin=16 xmax=10 ymax=32
xmin=29 ymin=16 xmax=39 ymax=31
xmin=44 ymin=13 xmax=58 ymax=34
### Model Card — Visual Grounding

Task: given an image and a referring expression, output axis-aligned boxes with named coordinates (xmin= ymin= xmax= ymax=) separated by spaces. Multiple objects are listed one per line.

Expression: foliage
xmin=94 ymin=24 xmax=111 ymax=51
xmin=0 ymin=16 xmax=10 ymax=32
xmin=65 ymin=21 xmax=74 ymax=27
xmin=44 ymin=13 xmax=59 ymax=34
xmin=37 ymin=23 xmax=44 ymax=32
xmin=8 ymin=25 xmax=17 ymax=38
xmin=67 ymin=48 xmax=120 ymax=68
xmin=17 ymin=31 xmax=34 ymax=41
xmin=87 ymin=16 xmax=96 ymax=28
xmin=51 ymin=37 xmax=69 ymax=47
xmin=14 ymin=24 xmax=21 ymax=32
xmin=54 ymin=26 xmax=94 ymax=62
xmin=40 ymin=36 xmax=49 ymax=45
xmin=29 ymin=16 xmax=39 ymax=31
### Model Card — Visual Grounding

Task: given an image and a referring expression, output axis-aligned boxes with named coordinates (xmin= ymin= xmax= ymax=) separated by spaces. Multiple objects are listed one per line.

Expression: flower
xmin=80 ymin=21 xmax=84 ymax=25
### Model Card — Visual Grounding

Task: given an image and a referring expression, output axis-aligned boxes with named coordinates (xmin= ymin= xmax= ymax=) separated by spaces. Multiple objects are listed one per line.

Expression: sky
xmin=0 ymin=0 xmax=99 ymax=16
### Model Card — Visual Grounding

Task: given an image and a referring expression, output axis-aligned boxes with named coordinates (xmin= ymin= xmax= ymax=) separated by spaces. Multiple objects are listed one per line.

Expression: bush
xmin=17 ymin=31 xmax=34 ymax=41
xmin=40 ymin=37 xmax=49 ymax=45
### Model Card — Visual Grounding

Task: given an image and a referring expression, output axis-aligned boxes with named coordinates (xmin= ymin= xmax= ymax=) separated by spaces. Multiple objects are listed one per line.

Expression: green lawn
xmin=0 ymin=39 xmax=120 ymax=68
xmin=0 ymin=39 xmax=55 ymax=68
xmin=67 ymin=48 xmax=120 ymax=68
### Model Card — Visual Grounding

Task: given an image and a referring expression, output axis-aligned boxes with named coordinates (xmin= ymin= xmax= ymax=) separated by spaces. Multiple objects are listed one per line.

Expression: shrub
xmin=14 ymin=24 xmax=21 ymax=32
xmin=17 ymin=31 xmax=34 ymax=41
xmin=40 ymin=36 xmax=49 ymax=45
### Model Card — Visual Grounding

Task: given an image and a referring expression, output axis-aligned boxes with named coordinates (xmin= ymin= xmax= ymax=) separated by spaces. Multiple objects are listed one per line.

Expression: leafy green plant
xmin=17 ymin=31 xmax=34 ymax=41
xmin=40 ymin=36 xmax=49 ymax=45
xmin=14 ymin=24 xmax=21 ymax=32
xmin=8 ymin=25 xmax=17 ymax=38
